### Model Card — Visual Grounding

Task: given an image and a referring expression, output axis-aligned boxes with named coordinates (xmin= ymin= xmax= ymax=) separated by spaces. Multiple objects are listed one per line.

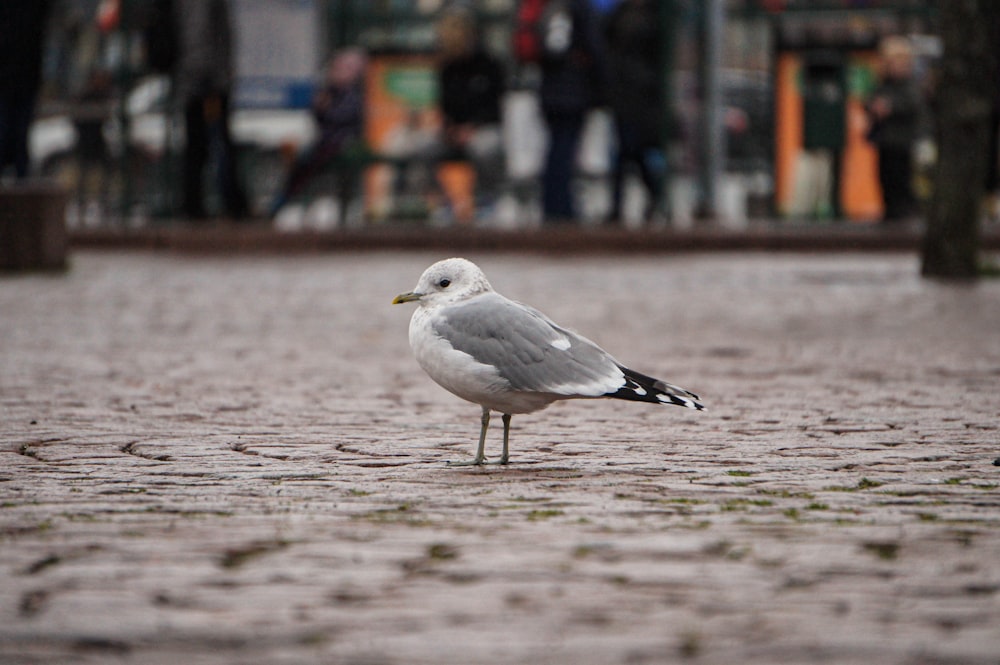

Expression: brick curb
xmin=69 ymin=222 xmax=1000 ymax=254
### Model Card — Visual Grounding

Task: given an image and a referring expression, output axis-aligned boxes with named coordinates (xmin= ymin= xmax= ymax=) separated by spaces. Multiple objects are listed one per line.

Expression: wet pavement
xmin=2 ymin=250 xmax=999 ymax=664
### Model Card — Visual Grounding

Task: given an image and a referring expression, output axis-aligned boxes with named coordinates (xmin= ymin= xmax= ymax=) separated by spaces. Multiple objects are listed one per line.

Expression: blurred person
xmin=434 ymin=7 xmax=506 ymax=220
xmin=604 ymin=0 xmax=665 ymax=225
xmin=866 ymin=36 xmax=920 ymax=222
xmin=0 ymin=1 xmax=52 ymax=180
xmin=269 ymin=48 xmax=367 ymax=217
xmin=173 ymin=0 xmax=248 ymax=220
xmin=986 ymin=52 xmax=1000 ymax=222
xmin=72 ymin=68 xmax=114 ymax=217
xmin=516 ymin=0 xmax=608 ymax=224
xmin=385 ymin=8 xmax=505 ymax=224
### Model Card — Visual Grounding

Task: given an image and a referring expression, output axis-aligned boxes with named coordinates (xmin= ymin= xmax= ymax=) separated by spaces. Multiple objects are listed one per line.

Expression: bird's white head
xmin=392 ymin=257 xmax=493 ymax=307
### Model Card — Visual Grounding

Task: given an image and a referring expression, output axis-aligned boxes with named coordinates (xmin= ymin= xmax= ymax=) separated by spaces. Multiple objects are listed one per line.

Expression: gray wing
xmin=432 ymin=292 xmax=625 ymax=396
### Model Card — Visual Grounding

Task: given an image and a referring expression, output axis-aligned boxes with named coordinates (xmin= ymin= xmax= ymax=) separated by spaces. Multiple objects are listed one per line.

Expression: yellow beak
xmin=392 ymin=291 xmax=423 ymax=304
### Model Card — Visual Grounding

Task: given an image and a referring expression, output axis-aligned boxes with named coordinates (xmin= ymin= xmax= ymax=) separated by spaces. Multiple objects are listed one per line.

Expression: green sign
xmin=384 ymin=67 xmax=438 ymax=108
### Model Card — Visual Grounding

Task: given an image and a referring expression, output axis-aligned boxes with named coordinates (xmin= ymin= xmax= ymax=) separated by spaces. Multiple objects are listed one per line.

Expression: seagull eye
xmin=438 ymin=278 xmax=451 ymax=288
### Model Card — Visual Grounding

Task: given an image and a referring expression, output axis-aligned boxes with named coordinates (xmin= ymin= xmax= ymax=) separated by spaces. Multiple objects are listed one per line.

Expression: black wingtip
xmin=613 ymin=367 xmax=705 ymax=411
xmin=658 ymin=392 xmax=707 ymax=411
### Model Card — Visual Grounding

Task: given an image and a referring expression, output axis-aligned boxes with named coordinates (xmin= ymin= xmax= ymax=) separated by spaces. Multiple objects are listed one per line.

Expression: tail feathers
xmin=610 ymin=367 xmax=706 ymax=411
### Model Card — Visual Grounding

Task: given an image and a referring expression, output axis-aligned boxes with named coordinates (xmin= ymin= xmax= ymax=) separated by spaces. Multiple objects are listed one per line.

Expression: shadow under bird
xmin=392 ymin=258 xmax=705 ymax=466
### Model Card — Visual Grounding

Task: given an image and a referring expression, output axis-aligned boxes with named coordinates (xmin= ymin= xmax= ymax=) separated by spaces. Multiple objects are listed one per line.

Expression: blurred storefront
xmin=29 ymin=0 xmax=937 ymax=226
xmin=732 ymin=0 xmax=936 ymax=222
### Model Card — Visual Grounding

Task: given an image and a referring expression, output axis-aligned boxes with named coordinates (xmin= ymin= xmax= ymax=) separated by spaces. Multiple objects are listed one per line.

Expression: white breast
xmin=408 ymin=307 xmax=559 ymax=414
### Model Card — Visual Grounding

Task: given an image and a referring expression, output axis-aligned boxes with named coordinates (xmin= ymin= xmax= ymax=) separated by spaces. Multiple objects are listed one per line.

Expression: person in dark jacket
xmin=173 ymin=0 xmax=248 ymax=219
xmin=436 ymin=9 xmax=505 ymax=214
xmin=604 ymin=0 xmax=664 ymax=225
xmin=986 ymin=47 xmax=1000 ymax=222
xmin=269 ymin=48 xmax=367 ymax=217
xmin=0 ymin=1 xmax=52 ymax=180
xmin=866 ymin=36 xmax=920 ymax=222
xmin=535 ymin=0 xmax=608 ymax=223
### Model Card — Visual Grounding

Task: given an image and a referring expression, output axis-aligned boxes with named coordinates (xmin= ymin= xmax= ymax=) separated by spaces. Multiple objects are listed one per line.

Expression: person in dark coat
xmin=535 ymin=0 xmax=608 ymax=223
xmin=392 ymin=8 xmax=505 ymax=224
xmin=173 ymin=0 xmax=248 ymax=219
xmin=435 ymin=8 xmax=505 ymax=216
xmin=986 ymin=46 xmax=1000 ymax=222
xmin=0 ymin=1 xmax=52 ymax=180
xmin=866 ymin=36 xmax=920 ymax=222
xmin=269 ymin=48 xmax=367 ymax=217
xmin=604 ymin=0 xmax=664 ymax=224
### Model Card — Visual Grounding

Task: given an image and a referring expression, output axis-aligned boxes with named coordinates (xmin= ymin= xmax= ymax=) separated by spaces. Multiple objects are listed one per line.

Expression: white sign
xmin=233 ymin=0 xmax=320 ymax=109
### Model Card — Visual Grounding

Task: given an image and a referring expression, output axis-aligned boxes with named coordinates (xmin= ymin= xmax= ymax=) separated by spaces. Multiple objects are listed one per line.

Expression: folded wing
xmin=432 ymin=293 xmax=625 ymax=397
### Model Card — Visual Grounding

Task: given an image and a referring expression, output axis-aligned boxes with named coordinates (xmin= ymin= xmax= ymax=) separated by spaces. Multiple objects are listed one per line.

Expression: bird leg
xmin=448 ymin=406 xmax=490 ymax=466
xmin=494 ymin=413 xmax=511 ymax=465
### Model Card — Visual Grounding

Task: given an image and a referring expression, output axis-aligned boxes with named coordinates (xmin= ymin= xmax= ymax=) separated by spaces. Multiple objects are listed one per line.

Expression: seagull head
xmin=392 ymin=257 xmax=493 ymax=307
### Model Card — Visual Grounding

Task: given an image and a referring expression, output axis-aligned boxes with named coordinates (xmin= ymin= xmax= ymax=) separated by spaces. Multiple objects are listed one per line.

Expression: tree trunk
xmin=921 ymin=0 xmax=1000 ymax=279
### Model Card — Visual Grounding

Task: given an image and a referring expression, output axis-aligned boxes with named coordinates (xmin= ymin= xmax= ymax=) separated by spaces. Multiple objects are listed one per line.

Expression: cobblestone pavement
xmin=2 ymin=251 xmax=999 ymax=665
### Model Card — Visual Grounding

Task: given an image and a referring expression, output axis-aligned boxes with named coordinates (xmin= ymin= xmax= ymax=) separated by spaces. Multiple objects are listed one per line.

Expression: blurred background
xmin=12 ymin=0 xmax=978 ymax=232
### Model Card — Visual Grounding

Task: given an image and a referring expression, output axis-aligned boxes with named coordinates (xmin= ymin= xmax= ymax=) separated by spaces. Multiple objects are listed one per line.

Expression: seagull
xmin=392 ymin=258 xmax=704 ymax=466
